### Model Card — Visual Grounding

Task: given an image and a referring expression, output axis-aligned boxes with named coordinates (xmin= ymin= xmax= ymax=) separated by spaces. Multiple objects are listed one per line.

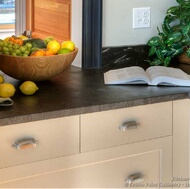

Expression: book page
xmin=104 ymin=66 xmax=150 ymax=84
xmin=146 ymin=66 xmax=190 ymax=86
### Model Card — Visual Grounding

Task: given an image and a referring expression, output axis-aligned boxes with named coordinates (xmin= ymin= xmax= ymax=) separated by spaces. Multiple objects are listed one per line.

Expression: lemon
xmin=47 ymin=40 xmax=61 ymax=55
xmin=20 ymin=81 xmax=39 ymax=95
xmin=3 ymin=36 xmax=11 ymax=42
xmin=0 ymin=75 xmax=5 ymax=84
xmin=57 ymin=48 xmax=70 ymax=54
xmin=61 ymin=41 xmax=75 ymax=52
xmin=0 ymin=83 xmax=16 ymax=98
xmin=18 ymin=35 xmax=28 ymax=40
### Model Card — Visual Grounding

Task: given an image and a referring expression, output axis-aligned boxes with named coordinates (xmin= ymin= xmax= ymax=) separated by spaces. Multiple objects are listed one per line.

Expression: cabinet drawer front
xmin=1 ymin=151 xmax=160 ymax=188
xmin=81 ymin=102 xmax=172 ymax=152
xmin=0 ymin=116 xmax=79 ymax=168
xmin=0 ymin=137 xmax=172 ymax=188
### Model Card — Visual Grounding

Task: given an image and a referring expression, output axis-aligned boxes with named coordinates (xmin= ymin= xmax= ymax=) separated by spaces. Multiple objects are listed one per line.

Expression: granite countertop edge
xmin=0 ymin=92 xmax=189 ymax=127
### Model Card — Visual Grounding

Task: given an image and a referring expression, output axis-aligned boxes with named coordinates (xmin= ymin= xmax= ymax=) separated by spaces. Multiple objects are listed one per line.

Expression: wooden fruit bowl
xmin=0 ymin=48 xmax=78 ymax=81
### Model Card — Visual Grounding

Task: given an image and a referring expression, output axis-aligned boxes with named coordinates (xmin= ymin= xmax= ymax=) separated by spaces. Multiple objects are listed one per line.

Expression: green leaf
xmin=156 ymin=50 xmax=165 ymax=60
xmin=148 ymin=46 xmax=157 ymax=56
xmin=164 ymin=57 xmax=171 ymax=67
xmin=160 ymin=49 xmax=168 ymax=56
xmin=180 ymin=37 xmax=190 ymax=45
xmin=166 ymin=6 xmax=179 ymax=15
xmin=186 ymin=48 xmax=190 ymax=57
xmin=176 ymin=0 xmax=188 ymax=4
xmin=170 ymin=43 xmax=183 ymax=49
xmin=163 ymin=47 xmax=176 ymax=56
xmin=150 ymin=59 xmax=163 ymax=66
xmin=165 ymin=31 xmax=182 ymax=44
xmin=182 ymin=1 xmax=190 ymax=7
xmin=172 ymin=48 xmax=184 ymax=56
xmin=147 ymin=36 xmax=161 ymax=47
xmin=182 ymin=23 xmax=190 ymax=35
xmin=163 ymin=19 xmax=173 ymax=34
xmin=157 ymin=27 xmax=167 ymax=39
xmin=163 ymin=15 xmax=178 ymax=32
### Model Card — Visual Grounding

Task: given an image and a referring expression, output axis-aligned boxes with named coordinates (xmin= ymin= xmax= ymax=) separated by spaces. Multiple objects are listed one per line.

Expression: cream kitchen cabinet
xmin=0 ymin=137 xmax=172 ymax=188
xmin=0 ymin=100 xmax=187 ymax=188
xmin=81 ymin=102 xmax=172 ymax=152
xmin=0 ymin=116 xmax=80 ymax=168
xmin=173 ymin=99 xmax=190 ymax=188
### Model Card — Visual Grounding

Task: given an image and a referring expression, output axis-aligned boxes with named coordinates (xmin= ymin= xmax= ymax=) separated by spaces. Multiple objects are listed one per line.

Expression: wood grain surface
xmin=0 ymin=48 xmax=78 ymax=81
xmin=26 ymin=0 xmax=71 ymax=42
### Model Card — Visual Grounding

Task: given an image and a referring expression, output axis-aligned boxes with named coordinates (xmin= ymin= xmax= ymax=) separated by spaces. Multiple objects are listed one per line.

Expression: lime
xmin=61 ymin=41 xmax=75 ymax=52
xmin=57 ymin=48 xmax=70 ymax=54
xmin=20 ymin=81 xmax=39 ymax=95
xmin=0 ymin=75 xmax=5 ymax=84
xmin=0 ymin=83 xmax=16 ymax=98
xmin=47 ymin=40 xmax=61 ymax=55
xmin=44 ymin=36 xmax=54 ymax=44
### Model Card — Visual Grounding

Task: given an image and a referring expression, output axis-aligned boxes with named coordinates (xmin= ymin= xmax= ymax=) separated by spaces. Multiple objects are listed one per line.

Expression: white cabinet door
xmin=0 ymin=136 xmax=172 ymax=188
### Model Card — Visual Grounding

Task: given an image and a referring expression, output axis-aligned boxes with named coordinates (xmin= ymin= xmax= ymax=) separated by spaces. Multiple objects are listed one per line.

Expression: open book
xmin=104 ymin=66 xmax=190 ymax=86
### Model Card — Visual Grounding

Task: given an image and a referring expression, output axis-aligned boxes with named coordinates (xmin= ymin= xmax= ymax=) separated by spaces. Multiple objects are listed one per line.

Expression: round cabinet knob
xmin=119 ymin=121 xmax=139 ymax=131
xmin=12 ymin=137 xmax=39 ymax=150
xmin=125 ymin=172 xmax=145 ymax=185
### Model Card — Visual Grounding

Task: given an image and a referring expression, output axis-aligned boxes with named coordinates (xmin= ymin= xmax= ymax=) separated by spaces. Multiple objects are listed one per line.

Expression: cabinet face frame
xmin=26 ymin=0 xmax=32 ymax=32
xmin=173 ymin=99 xmax=190 ymax=182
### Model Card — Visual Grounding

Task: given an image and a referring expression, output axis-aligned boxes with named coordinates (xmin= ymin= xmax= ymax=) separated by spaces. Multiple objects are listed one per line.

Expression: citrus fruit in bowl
xmin=0 ymin=48 xmax=78 ymax=81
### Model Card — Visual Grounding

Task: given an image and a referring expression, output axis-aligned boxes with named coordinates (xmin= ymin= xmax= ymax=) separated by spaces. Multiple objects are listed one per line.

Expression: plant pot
xmin=178 ymin=52 xmax=190 ymax=64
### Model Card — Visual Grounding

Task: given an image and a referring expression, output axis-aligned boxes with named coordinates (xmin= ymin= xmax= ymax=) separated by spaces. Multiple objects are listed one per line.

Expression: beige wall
xmin=102 ymin=0 xmax=177 ymax=46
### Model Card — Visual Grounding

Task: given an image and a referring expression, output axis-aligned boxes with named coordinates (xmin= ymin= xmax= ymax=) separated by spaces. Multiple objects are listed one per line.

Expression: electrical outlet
xmin=133 ymin=7 xmax=151 ymax=29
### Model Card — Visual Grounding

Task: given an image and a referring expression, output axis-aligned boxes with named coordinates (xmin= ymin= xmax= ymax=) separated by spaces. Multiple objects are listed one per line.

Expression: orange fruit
xmin=45 ymin=48 xmax=54 ymax=56
xmin=30 ymin=49 xmax=46 ymax=56
xmin=61 ymin=41 xmax=75 ymax=52
xmin=47 ymin=40 xmax=61 ymax=55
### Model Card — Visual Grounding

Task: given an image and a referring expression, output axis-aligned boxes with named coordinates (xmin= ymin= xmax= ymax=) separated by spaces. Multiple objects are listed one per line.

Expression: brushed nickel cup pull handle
xmin=125 ymin=173 xmax=145 ymax=184
xmin=12 ymin=138 xmax=39 ymax=150
xmin=119 ymin=121 xmax=139 ymax=131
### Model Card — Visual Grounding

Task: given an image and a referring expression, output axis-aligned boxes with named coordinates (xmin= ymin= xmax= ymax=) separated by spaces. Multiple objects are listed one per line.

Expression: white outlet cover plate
xmin=133 ymin=7 xmax=151 ymax=29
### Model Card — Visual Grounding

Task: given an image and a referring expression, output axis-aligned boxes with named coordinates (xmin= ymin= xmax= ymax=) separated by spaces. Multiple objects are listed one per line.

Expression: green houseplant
xmin=147 ymin=0 xmax=190 ymax=66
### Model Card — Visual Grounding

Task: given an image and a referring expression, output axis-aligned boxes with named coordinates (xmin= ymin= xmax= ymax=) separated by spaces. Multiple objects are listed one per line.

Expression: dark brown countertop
xmin=1 ymin=65 xmax=190 ymax=126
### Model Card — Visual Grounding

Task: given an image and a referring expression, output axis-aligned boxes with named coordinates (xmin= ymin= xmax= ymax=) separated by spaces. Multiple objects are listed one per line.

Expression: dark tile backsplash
xmin=102 ymin=45 xmax=150 ymax=70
